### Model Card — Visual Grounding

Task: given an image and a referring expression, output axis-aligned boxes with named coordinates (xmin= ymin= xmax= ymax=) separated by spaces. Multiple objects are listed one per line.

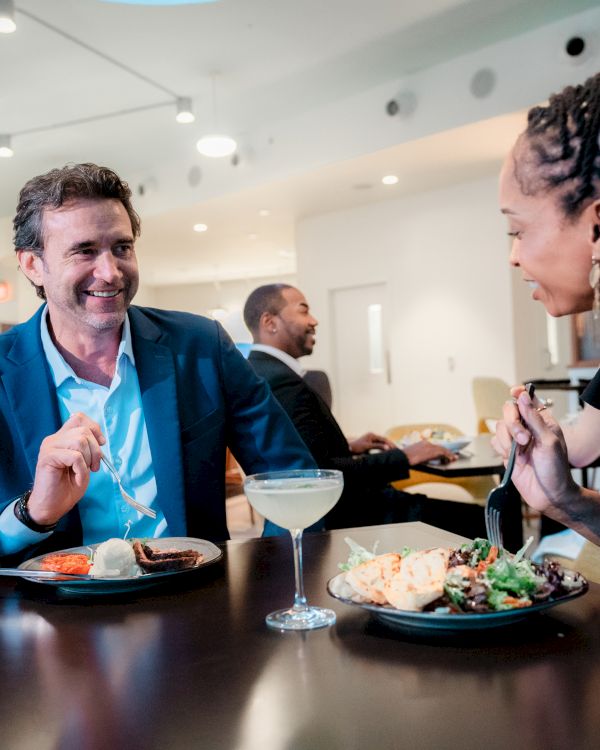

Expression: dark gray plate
xmin=19 ymin=537 xmax=222 ymax=594
xmin=327 ymin=572 xmax=588 ymax=634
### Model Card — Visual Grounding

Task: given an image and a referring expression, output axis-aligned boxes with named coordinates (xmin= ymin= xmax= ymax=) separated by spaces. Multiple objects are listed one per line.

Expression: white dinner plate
xmin=326 ymin=572 xmax=588 ymax=635
xmin=18 ymin=537 xmax=223 ymax=594
xmin=430 ymin=436 xmax=473 ymax=453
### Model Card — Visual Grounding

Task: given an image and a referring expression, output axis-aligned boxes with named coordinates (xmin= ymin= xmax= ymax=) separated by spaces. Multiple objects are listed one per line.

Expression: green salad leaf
xmin=338 ymin=537 xmax=379 ymax=571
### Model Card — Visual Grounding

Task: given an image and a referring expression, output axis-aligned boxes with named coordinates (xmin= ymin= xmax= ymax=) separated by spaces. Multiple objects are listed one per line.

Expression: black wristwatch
xmin=13 ymin=490 xmax=58 ymax=533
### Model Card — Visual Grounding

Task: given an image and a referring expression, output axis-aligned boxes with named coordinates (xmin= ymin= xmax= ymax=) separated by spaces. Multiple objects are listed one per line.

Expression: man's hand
xmin=27 ymin=413 xmax=106 ymax=527
xmin=348 ymin=432 xmax=397 ymax=454
xmin=402 ymin=440 xmax=457 ymax=466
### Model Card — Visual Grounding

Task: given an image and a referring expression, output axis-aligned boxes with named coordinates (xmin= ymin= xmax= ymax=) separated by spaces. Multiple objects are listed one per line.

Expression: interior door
xmin=330 ymin=283 xmax=392 ymax=435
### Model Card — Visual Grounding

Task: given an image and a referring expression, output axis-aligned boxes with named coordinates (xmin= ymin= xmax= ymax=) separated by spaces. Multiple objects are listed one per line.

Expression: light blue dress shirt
xmin=0 ymin=307 xmax=168 ymax=553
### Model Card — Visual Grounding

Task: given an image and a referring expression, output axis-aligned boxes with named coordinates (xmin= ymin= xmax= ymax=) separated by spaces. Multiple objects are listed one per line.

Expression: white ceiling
xmin=0 ymin=0 xmax=597 ymax=285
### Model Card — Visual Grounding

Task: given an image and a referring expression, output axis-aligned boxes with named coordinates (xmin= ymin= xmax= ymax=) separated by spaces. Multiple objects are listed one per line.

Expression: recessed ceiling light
xmin=258 ymin=209 xmax=270 ymax=217
xmin=193 ymin=223 xmax=208 ymax=233
xmin=248 ymin=233 xmax=258 ymax=240
xmin=382 ymin=175 xmax=399 ymax=185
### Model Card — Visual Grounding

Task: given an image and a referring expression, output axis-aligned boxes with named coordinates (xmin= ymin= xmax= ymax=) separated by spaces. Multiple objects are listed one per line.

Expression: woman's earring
xmin=592 ymin=225 xmax=600 ymax=321
xmin=591 ymin=256 xmax=600 ymax=319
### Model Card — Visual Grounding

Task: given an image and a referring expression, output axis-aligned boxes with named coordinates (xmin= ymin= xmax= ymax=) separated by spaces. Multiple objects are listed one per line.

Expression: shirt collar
xmin=251 ymin=343 xmax=306 ymax=377
xmin=40 ymin=305 xmax=135 ymax=387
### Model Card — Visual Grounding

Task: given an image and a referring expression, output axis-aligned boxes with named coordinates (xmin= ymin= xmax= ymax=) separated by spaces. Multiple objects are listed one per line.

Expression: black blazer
xmin=248 ymin=350 xmax=412 ymax=528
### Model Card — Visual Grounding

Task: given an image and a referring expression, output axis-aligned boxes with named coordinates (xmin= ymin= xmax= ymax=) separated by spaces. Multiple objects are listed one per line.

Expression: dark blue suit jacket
xmin=0 ymin=305 xmax=315 ymax=559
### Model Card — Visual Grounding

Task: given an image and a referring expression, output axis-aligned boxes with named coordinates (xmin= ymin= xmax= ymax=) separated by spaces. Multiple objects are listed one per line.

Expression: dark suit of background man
xmin=0 ymin=165 xmax=314 ymax=564
xmin=243 ymin=283 xmax=487 ymax=536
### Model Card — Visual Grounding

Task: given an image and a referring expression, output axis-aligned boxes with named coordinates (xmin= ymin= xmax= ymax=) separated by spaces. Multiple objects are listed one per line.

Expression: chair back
xmin=472 ymin=376 xmax=511 ymax=433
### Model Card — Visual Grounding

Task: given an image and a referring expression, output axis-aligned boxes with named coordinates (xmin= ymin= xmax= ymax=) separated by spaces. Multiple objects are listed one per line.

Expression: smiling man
xmin=0 ymin=164 xmax=315 ymax=561
xmin=242 ymin=284 xmax=486 ymax=534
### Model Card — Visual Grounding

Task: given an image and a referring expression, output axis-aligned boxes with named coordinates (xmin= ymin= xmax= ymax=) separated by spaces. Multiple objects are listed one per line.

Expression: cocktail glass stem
xmin=290 ymin=528 xmax=308 ymax=612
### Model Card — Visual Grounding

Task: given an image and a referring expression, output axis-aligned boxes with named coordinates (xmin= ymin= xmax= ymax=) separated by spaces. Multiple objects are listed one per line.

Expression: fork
xmin=100 ymin=453 xmax=157 ymax=519
xmin=484 ymin=383 xmax=535 ymax=550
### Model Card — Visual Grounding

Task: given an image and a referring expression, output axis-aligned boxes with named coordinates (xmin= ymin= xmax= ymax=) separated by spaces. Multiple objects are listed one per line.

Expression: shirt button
xmin=114 ymin=457 xmax=121 ymax=468
xmin=120 ymin=505 xmax=128 ymax=513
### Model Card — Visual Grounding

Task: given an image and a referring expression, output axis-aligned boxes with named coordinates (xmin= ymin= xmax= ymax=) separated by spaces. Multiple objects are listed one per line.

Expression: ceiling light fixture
xmin=382 ymin=175 xmax=399 ymax=185
xmin=196 ymin=74 xmax=237 ymax=158
xmin=0 ymin=134 xmax=13 ymax=158
xmin=193 ymin=223 xmax=208 ymax=233
xmin=0 ymin=0 xmax=16 ymax=34
xmin=176 ymin=97 xmax=195 ymax=124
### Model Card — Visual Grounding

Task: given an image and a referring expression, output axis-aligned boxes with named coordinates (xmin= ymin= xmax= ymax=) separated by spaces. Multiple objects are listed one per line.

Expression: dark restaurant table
xmin=1 ymin=522 xmax=599 ymax=750
xmin=415 ymin=433 xmax=503 ymax=478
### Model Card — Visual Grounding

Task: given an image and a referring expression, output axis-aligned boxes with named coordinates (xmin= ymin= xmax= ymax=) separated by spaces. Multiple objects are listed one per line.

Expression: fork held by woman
xmin=485 ymin=383 xmax=535 ymax=550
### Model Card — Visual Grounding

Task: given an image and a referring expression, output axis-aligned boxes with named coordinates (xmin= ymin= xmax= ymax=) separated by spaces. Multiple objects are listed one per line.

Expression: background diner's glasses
xmin=244 ymin=469 xmax=343 ymax=630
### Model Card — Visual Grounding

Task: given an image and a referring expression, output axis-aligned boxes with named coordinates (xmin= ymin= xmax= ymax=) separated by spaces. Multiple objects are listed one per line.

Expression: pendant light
xmin=196 ymin=74 xmax=237 ymax=158
xmin=0 ymin=135 xmax=13 ymax=158
xmin=0 ymin=0 xmax=16 ymax=34
xmin=175 ymin=97 xmax=195 ymax=124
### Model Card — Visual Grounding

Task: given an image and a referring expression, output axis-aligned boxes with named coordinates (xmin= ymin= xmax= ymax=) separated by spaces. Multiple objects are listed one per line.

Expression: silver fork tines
xmin=100 ymin=454 xmax=157 ymax=520
xmin=484 ymin=437 xmax=518 ymax=550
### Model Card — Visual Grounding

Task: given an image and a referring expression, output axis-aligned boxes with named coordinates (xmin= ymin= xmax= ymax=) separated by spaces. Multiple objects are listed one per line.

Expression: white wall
xmin=296 ymin=173 xmax=515 ymax=435
xmin=154 ymin=273 xmax=297 ymax=342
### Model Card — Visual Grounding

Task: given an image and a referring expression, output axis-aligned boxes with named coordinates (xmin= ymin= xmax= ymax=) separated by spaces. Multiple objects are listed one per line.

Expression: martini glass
xmin=244 ymin=469 xmax=343 ymax=630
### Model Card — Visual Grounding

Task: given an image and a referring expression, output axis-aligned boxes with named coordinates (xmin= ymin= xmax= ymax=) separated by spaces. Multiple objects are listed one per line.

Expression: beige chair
xmin=472 ymin=376 xmax=511 ymax=434
xmin=386 ymin=423 xmax=496 ymax=506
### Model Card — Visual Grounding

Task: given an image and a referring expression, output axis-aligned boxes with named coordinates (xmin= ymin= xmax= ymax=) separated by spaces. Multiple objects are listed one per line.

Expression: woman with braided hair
xmin=493 ymin=73 xmax=600 ymax=546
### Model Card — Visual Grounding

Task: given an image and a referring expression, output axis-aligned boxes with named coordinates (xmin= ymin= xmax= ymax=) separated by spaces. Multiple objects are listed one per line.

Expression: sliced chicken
xmin=384 ymin=547 xmax=450 ymax=611
xmin=345 ymin=553 xmax=402 ymax=604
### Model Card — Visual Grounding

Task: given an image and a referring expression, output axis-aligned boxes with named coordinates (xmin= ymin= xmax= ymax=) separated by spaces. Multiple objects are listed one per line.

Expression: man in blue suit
xmin=0 ymin=163 xmax=315 ymax=562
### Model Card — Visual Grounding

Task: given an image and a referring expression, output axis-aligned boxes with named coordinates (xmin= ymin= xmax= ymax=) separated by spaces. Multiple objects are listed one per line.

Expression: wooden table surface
xmin=1 ymin=522 xmax=598 ymax=750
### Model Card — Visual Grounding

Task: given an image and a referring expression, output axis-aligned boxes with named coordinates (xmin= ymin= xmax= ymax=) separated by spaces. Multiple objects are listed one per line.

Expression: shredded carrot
xmin=476 ymin=546 xmax=499 ymax=574
xmin=503 ymin=596 xmax=531 ymax=609
xmin=40 ymin=553 xmax=91 ymax=575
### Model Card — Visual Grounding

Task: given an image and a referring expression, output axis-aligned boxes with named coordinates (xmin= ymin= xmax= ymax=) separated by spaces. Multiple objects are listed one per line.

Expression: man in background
xmin=243 ymin=283 xmax=489 ymax=534
xmin=0 ymin=165 xmax=314 ymax=562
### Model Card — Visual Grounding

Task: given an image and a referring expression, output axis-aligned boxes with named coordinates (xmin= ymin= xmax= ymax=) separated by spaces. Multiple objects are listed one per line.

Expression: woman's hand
xmin=491 ymin=390 xmax=578 ymax=515
xmin=26 ymin=413 xmax=106 ymax=527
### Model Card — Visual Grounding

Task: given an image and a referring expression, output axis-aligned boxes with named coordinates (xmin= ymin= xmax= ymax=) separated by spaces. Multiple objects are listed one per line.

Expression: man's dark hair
xmin=516 ymin=72 xmax=600 ymax=218
xmin=13 ymin=163 xmax=141 ymax=299
xmin=243 ymin=283 xmax=292 ymax=336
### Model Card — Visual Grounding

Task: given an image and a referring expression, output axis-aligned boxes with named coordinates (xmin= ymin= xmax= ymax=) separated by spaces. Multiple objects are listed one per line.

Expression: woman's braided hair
xmin=518 ymin=72 xmax=600 ymax=218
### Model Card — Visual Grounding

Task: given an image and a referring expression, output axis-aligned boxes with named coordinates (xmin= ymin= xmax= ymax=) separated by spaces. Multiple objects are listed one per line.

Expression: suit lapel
xmin=3 ymin=308 xmax=62 ymax=478
xmin=129 ymin=308 xmax=187 ymax=536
